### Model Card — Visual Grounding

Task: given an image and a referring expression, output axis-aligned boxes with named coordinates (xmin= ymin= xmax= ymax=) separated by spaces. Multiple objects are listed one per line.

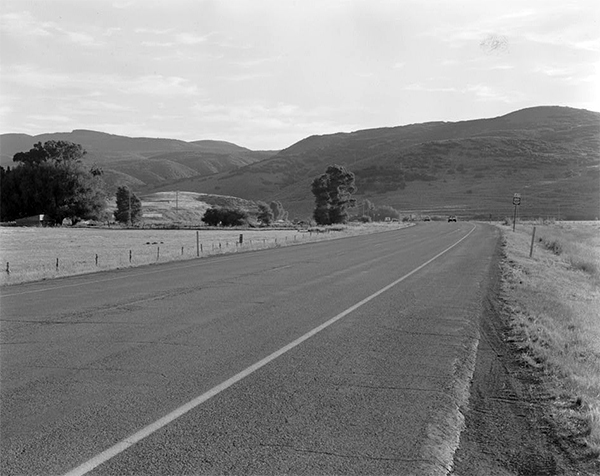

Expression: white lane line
xmin=62 ymin=225 xmax=476 ymax=476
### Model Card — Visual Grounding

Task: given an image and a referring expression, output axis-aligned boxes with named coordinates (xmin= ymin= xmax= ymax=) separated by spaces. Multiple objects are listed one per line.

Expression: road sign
xmin=513 ymin=193 xmax=521 ymax=206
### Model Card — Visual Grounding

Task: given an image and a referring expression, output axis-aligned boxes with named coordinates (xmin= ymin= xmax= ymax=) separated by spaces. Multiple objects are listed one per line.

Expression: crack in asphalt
xmin=259 ymin=443 xmax=429 ymax=463
xmin=20 ymin=365 xmax=169 ymax=379
xmin=335 ymin=382 xmax=458 ymax=398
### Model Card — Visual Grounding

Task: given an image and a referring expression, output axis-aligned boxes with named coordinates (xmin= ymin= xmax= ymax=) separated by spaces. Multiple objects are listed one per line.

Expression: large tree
xmin=256 ymin=201 xmax=274 ymax=226
xmin=114 ymin=186 xmax=142 ymax=225
xmin=0 ymin=141 xmax=106 ymax=223
xmin=311 ymin=165 xmax=357 ymax=225
xmin=269 ymin=201 xmax=288 ymax=221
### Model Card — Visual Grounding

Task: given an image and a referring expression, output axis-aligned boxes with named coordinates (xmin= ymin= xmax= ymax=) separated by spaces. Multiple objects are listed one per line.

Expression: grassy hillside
xmin=138 ymin=191 xmax=261 ymax=226
xmin=150 ymin=106 xmax=600 ymax=220
xmin=0 ymin=130 xmax=275 ymax=191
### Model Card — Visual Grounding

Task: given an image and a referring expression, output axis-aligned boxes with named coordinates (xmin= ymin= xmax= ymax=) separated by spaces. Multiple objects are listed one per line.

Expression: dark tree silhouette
xmin=311 ymin=165 xmax=357 ymax=225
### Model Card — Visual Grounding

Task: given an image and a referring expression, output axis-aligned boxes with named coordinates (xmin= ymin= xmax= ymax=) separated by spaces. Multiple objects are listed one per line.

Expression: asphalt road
xmin=0 ymin=222 xmax=499 ymax=475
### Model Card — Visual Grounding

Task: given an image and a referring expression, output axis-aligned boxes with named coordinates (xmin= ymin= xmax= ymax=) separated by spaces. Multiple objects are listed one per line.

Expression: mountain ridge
xmin=0 ymin=130 xmax=275 ymax=190
xmin=150 ymin=106 xmax=600 ymax=220
xmin=1 ymin=106 xmax=598 ymax=220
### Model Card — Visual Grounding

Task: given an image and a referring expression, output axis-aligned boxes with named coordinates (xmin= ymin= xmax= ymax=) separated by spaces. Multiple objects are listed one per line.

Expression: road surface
xmin=1 ymin=222 xmax=499 ymax=475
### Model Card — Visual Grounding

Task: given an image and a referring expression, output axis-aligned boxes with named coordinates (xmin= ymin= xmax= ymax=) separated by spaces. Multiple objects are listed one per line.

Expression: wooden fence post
xmin=529 ymin=226 xmax=537 ymax=258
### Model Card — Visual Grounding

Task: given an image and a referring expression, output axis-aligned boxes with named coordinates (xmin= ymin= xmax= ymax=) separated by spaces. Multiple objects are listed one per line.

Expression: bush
xmin=540 ymin=237 xmax=563 ymax=255
xmin=202 ymin=207 xmax=248 ymax=227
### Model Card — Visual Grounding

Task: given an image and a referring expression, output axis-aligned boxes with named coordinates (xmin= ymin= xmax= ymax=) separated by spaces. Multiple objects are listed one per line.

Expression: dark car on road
xmin=448 ymin=216 xmax=457 ymax=222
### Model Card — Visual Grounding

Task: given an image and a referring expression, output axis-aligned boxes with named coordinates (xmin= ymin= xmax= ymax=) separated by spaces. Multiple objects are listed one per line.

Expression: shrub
xmin=202 ymin=207 xmax=248 ymax=227
xmin=540 ymin=237 xmax=563 ymax=255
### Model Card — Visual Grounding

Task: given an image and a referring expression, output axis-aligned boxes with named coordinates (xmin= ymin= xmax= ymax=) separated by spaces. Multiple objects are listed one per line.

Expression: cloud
xmin=3 ymin=65 xmax=201 ymax=97
xmin=404 ymin=84 xmax=457 ymax=93
xmin=0 ymin=10 xmax=103 ymax=46
xmin=28 ymin=114 xmax=72 ymax=123
xmin=0 ymin=11 xmax=53 ymax=37
xmin=175 ymin=32 xmax=209 ymax=45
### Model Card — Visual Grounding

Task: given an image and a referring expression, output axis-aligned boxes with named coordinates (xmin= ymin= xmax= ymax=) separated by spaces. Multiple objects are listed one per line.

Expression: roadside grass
xmin=0 ymin=222 xmax=409 ymax=286
xmin=499 ymin=221 xmax=600 ymax=457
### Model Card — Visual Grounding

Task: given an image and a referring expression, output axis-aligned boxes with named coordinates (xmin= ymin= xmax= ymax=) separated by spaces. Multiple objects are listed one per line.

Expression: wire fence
xmin=1 ymin=224 xmax=408 ymax=286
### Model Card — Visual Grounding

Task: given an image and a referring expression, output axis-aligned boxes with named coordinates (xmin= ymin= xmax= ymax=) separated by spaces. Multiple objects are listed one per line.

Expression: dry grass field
xmin=499 ymin=220 xmax=600 ymax=457
xmin=0 ymin=222 xmax=407 ymax=286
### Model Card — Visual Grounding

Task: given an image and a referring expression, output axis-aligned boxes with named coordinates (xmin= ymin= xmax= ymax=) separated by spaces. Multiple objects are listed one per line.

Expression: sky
xmin=1 ymin=0 xmax=599 ymax=150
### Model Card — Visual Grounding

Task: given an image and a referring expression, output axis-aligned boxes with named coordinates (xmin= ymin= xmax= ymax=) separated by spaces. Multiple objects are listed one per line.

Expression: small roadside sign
xmin=513 ymin=193 xmax=521 ymax=206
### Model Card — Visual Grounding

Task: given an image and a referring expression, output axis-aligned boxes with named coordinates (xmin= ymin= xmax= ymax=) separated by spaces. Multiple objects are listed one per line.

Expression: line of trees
xmin=1 ymin=142 xmax=398 ymax=228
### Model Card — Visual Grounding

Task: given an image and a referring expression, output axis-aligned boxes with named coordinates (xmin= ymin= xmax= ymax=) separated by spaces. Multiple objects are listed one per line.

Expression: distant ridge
xmin=0 ymin=130 xmax=276 ymax=190
xmin=2 ymin=106 xmax=598 ymax=220
xmin=149 ymin=106 xmax=600 ymax=220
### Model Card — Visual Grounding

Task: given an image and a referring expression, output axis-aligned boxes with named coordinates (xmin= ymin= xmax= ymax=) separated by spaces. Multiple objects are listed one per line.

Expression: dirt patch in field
xmin=451 ymin=239 xmax=600 ymax=476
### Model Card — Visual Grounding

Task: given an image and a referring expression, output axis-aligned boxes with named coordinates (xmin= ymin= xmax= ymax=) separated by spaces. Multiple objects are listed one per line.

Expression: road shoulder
xmin=451 ymin=237 xmax=600 ymax=475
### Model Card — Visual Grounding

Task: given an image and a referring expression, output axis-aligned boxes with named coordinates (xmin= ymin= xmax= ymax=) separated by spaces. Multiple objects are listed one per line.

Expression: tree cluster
xmin=0 ymin=141 xmax=107 ymax=223
xmin=269 ymin=201 xmax=288 ymax=221
xmin=256 ymin=201 xmax=274 ymax=226
xmin=114 ymin=186 xmax=142 ymax=225
xmin=311 ymin=165 xmax=357 ymax=225
xmin=354 ymin=200 xmax=400 ymax=222
xmin=202 ymin=207 xmax=248 ymax=227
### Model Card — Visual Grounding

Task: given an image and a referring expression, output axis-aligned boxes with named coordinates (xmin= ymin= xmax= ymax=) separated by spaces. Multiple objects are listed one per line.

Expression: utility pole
xmin=176 ymin=190 xmax=179 ymax=214
xmin=128 ymin=192 xmax=131 ymax=227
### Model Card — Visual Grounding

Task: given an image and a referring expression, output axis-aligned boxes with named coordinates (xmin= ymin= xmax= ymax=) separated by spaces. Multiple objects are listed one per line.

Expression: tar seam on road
xmin=62 ymin=224 xmax=477 ymax=476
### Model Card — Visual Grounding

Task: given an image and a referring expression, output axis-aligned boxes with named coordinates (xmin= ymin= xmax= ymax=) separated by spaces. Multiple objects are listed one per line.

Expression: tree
xmin=256 ymin=201 xmax=274 ymax=226
xmin=202 ymin=207 xmax=248 ymax=227
xmin=373 ymin=205 xmax=400 ymax=221
xmin=311 ymin=165 xmax=357 ymax=225
xmin=114 ymin=186 xmax=142 ymax=225
xmin=0 ymin=141 xmax=106 ymax=223
xmin=202 ymin=207 xmax=222 ymax=226
xmin=269 ymin=201 xmax=288 ymax=221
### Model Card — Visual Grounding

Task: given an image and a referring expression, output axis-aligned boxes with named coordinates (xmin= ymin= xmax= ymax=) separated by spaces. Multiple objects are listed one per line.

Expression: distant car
xmin=448 ymin=216 xmax=457 ymax=222
xmin=423 ymin=216 xmax=431 ymax=222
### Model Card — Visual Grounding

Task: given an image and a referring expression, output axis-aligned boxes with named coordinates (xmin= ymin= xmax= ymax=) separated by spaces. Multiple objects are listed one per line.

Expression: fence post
xmin=196 ymin=231 xmax=199 ymax=257
xmin=157 ymin=246 xmax=160 ymax=261
xmin=56 ymin=258 xmax=59 ymax=271
xmin=6 ymin=262 xmax=9 ymax=274
xmin=129 ymin=250 xmax=132 ymax=263
xmin=239 ymin=234 xmax=243 ymax=245
xmin=529 ymin=226 xmax=537 ymax=258
xmin=181 ymin=246 xmax=184 ymax=256
xmin=95 ymin=254 xmax=98 ymax=266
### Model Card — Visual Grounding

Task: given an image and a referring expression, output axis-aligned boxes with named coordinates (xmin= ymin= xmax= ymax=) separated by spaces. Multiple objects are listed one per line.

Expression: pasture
xmin=0 ymin=222 xmax=407 ymax=286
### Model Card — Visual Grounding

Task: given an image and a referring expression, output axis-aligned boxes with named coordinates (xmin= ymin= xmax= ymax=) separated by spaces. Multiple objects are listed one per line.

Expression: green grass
xmin=499 ymin=221 xmax=600 ymax=456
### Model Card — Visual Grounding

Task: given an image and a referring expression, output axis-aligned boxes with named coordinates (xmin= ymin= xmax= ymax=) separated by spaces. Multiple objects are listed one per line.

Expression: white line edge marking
xmin=62 ymin=225 xmax=476 ymax=476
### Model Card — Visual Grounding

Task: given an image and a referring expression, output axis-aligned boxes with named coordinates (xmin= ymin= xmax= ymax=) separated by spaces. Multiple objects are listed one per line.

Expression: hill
xmin=0 ymin=130 xmax=275 ymax=191
xmin=149 ymin=106 xmax=600 ymax=221
xmin=138 ymin=191 xmax=260 ymax=226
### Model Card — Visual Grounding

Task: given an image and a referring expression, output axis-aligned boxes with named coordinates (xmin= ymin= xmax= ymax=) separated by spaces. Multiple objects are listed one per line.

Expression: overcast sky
xmin=1 ymin=0 xmax=598 ymax=150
